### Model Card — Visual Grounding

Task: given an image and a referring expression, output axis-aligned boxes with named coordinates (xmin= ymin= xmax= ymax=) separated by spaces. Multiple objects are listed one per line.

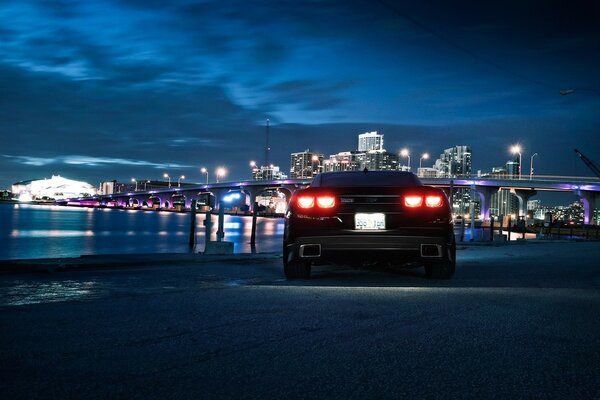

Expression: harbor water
xmin=0 ymin=203 xmax=284 ymax=260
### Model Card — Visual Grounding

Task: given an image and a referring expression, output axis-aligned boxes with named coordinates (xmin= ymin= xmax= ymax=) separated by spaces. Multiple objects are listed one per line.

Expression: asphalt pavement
xmin=1 ymin=241 xmax=599 ymax=400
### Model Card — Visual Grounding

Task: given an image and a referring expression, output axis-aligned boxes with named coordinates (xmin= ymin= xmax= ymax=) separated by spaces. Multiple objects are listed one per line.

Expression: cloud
xmin=4 ymin=154 xmax=192 ymax=169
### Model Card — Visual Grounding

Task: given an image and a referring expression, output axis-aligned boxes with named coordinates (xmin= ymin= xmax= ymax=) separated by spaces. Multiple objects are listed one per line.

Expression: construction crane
xmin=574 ymin=149 xmax=600 ymax=179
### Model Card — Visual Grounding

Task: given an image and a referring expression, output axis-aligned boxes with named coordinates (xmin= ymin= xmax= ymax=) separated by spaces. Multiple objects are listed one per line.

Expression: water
xmin=0 ymin=203 xmax=284 ymax=260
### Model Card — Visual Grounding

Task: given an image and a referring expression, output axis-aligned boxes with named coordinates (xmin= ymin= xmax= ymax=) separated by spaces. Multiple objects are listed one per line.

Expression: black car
xmin=283 ymin=170 xmax=455 ymax=279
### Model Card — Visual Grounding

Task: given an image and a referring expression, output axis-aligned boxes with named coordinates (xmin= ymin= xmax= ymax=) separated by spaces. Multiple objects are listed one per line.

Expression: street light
xmin=200 ymin=167 xmax=208 ymax=184
xmin=530 ymin=153 xmax=538 ymax=180
xmin=163 ymin=173 xmax=171 ymax=188
xmin=144 ymin=180 xmax=150 ymax=191
xmin=510 ymin=145 xmax=522 ymax=179
xmin=178 ymin=175 xmax=185 ymax=187
xmin=400 ymin=148 xmax=410 ymax=171
xmin=216 ymin=167 xmax=226 ymax=183
xmin=131 ymin=178 xmax=137 ymax=191
xmin=419 ymin=153 xmax=429 ymax=169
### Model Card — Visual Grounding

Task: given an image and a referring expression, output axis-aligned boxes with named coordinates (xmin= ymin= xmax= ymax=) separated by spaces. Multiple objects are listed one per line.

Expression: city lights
xmin=400 ymin=148 xmax=410 ymax=171
xmin=216 ymin=167 xmax=227 ymax=183
xmin=200 ymin=167 xmax=208 ymax=184
xmin=420 ymin=153 xmax=429 ymax=169
xmin=510 ymin=145 xmax=522 ymax=179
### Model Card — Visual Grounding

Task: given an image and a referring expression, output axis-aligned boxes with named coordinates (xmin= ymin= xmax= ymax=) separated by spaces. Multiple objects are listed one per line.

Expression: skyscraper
xmin=433 ymin=145 xmax=472 ymax=177
xmin=358 ymin=131 xmax=383 ymax=152
xmin=289 ymin=150 xmax=323 ymax=178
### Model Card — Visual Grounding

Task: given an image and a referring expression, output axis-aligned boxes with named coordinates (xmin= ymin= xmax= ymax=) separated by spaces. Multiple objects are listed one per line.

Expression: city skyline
xmin=1 ymin=0 xmax=599 ymax=190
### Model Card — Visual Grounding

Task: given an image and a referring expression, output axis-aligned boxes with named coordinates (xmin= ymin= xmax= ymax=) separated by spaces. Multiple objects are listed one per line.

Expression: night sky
xmin=1 ymin=0 xmax=599 ymax=192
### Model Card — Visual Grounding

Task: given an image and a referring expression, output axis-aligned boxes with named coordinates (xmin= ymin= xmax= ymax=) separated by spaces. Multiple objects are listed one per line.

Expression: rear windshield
xmin=312 ymin=171 xmax=422 ymax=187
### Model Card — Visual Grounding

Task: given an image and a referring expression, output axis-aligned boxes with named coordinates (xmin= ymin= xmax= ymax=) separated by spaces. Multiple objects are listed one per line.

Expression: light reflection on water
xmin=1 ymin=204 xmax=284 ymax=260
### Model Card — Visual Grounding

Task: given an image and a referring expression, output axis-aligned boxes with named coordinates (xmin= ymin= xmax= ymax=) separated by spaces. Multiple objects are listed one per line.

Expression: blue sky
xmin=1 ymin=0 xmax=599 ymax=196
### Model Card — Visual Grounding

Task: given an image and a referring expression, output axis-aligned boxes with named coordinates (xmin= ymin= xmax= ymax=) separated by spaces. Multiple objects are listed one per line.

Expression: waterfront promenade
xmin=1 ymin=241 xmax=599 ymax=399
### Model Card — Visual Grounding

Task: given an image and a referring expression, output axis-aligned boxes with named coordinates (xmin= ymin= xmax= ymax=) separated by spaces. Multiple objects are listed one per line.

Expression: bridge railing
xmin=454 ymin=219 xmax=600 ymax=242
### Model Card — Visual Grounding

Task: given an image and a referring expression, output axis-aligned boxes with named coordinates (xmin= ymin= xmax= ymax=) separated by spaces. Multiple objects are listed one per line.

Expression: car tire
xmin=283 ymin=244 xmax=311 ymax=279
xmin=425 ymin=236 xmax=456 ymax=280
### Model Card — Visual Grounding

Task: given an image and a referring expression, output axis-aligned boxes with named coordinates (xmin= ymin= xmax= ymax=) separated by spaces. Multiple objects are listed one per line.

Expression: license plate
xmin=355 ymin=213 xmax=386 ymax=230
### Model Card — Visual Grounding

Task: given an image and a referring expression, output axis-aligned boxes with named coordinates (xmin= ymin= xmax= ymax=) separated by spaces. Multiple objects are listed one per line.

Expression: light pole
xmin=530 ymin=153 xmax=538 ymax=180
xmin=144 ymin=180 xmax=149 ymax=191
xmin=131 ymin=178 xmax=137 ymax=191
xmin=510 ymin=145 xmax=522 ymax=179
xmin=163 ymin=173 xmax=171 ymax=188
xmin=200 ymin=168 xmax=208 ymax=184
xmin=400 ymin=148 xmax=410 ymax=171
xmin=216 ymin=167 xmax=226 ymax=183
xmin=419 ymin=153 xmax=429 ymax=169
xmin=178 ymin=175 xmax=185 ymax=187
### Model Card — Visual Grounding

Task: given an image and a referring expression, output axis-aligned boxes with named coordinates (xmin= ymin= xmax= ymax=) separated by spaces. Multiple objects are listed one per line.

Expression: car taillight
xmin=295 ymin=194 xmax=336 ymax=210
xmin=425 ymin=195 xmax=443 ymax=207
xmin=404 ymin=195 xmax=423 ymax=208
xmin=404 ymin=194 xmax=444 ymax=208
xmin=297 ymin=196 xmax=315 ymax=209
xmin=316 ymin=196 xmax=335 ymax=208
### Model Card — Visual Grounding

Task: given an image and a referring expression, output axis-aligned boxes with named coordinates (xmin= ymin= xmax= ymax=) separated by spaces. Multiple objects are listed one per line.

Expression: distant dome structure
xmin=11 ymin=175 xmax=97 ymax=200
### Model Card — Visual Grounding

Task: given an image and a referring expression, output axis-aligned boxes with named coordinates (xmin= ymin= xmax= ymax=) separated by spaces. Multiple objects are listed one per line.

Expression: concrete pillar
xmin=245 ymin=188 xmax=262 ymax=213
xmin=576 ymin=190 xmax=598 ymax=225
xmin=473 ymin=186 xmax=499 ymax=221
xmin=510 ymin=189 xmax=537 ymax=217
xmin=211 ymin=189 xmax=225 ymax=211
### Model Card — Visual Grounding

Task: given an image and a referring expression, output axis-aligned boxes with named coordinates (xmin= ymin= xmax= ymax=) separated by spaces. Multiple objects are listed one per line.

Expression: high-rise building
xmin=433 ymin=146 xmax=472 ymax=177
xmin=358 ymin=131 xmax=383 ymax=152
xmin=322 ymin=151 xmax=364 ymax=172
xmin=252 ymin=165 xmax=288 ymax=181
xmin=289 ymin=150 xmax=323 ymax=178
xmin=506 ymin=160 xmax=519 ymax=178
xmin=363 ymin=150 xmax=399 ymax=171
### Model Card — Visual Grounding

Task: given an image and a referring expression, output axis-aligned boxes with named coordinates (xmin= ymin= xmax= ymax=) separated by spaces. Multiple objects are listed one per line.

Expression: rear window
xmin=312 ymin=171 xmax=422 ymax=187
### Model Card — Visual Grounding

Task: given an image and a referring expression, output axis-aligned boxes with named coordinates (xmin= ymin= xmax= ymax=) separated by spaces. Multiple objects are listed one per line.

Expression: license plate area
xmin=354 ymin=213 xmax=386 ymax=230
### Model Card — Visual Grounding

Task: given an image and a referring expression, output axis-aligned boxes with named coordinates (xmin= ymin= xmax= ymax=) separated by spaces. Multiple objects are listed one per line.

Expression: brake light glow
xmin=316 ymin=196 xmax=335 ymax=208
xmin=297 ymin=196 xmax=315 ymax=209
xmin=425 ymin=195 xmax=443 ymax=207
xmin=404 ymin=196 xmax=423 ymax=208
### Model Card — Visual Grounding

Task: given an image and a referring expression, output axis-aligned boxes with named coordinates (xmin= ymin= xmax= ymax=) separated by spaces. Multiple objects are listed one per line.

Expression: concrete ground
xmin=1 ymin=241 xmax=599 ymax=400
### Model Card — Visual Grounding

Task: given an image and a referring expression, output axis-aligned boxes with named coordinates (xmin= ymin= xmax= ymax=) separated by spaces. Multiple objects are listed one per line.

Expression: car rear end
xmin=283 ymin=171 xmax=455 ymax=279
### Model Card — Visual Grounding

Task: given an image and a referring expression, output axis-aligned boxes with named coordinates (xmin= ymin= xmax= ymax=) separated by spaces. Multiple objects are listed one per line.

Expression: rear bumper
xmin=287 ymin=235 xmax=450 ymax=262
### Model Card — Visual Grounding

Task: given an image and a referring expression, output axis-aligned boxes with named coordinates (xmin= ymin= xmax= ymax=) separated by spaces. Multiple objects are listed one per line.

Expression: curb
xmin=0 ymin=252 xmax=282 ymax=275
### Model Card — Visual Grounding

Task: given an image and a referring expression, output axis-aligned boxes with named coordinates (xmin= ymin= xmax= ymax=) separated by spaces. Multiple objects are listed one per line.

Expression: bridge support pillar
xmin=575 ymin=190 xmax=598 ymax=225
xmin=245 ymin=188 xmax=262 ymax=213
xmin=510 ymin=189 xmax=537 ymax=217
xmin=473 ymin=186 xmax=499 ymax=221
xmin=211 ymin=189 xmax=226 ymax=211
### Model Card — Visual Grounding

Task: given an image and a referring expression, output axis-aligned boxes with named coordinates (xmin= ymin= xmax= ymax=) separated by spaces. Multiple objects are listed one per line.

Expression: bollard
xmin=507 ymin=215 xmax=512 ymax=241
xmin=490 ymin=216 xmax=495 ymax=242
xmin=188 ymin=199 xmax=197 ymax=251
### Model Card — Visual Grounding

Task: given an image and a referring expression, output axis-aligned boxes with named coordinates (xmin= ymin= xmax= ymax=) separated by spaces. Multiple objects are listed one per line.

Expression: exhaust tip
xmin=421 ymin=244 xmax=442 ymax=258
xmin=299 ymin=244 xmax=321 ymax=258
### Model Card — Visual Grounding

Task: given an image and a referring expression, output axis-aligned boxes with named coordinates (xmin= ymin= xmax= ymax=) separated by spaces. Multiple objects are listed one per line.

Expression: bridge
xmin=65 ymin=175 xmax=600 ymax=224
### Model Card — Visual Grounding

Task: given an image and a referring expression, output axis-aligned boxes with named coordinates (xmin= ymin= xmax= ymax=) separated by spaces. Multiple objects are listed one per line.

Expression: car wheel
xmin=425 ymin=236 xmax=456 ymax=280
xmin=283 ymin=244 xmax=311 ymax=279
